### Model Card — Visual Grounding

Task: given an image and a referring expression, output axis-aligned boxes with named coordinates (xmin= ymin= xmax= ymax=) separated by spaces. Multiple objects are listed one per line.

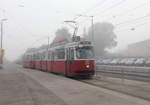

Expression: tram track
xmin=75 ymin=77 xmax=150 ymax=101
xmin=96 ymin=71 xmax=150 ymax=82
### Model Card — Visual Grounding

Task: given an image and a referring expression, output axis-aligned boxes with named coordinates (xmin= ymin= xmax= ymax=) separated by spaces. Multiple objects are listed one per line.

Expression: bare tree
xmin=87 ymin=22 xmax=117 ymax=56
xmin=52 ymin=27 xmax=71 ymax=43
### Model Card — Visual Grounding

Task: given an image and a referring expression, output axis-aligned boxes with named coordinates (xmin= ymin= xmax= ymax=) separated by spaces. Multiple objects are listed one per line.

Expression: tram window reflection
xmin=54 ymin=48 xmax=65 ymax=60
xmin=76 ymin=46 xmax=94 ymax=59
xmin=48 ymin=51 xmax=51 ymax=60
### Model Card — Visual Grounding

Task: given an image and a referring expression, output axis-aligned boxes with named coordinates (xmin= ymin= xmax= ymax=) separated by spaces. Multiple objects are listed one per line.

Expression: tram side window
xmin=30 ymin=55 xmax=33 ymax=61
xmin=42 ymin=52 xmax=46 ymax=60
xmin=23 ymin=56 xmax=25 ymax=61
xmin=25 ymin=55 xmax=28 ymax=61
xmin=48 ymin=51 xmax=51 ymax=60
xmin=54 ymin=49 xmax=65 ymax=60
xmin=30 ymin=55 xmax=32 ymax=61
xmin=28 ymin=55 xmax=31 ymax=61
xmin=35 ymin=54 xmax=37 ymax=60
xmin=24 ymin=55 xmax=27 ymax=61
xmin=27 ymin=55 xmax=29 ymax=61
xmin=59 ymin=49 xmax=65 ymax=59
xmin=31 ymin=55 xmax=33 ymax=61
xmin=39 ymin=53 xmax=42 ymax=60
xmin=32 ymin=55 xmax=33 ymax=60
xmin=36 ymin=53 xmax=40 ymax=60
xmin=36 ymin=53 xmax=39 ymax=60
xmin=33 ymin=54 xmax=36 ymax=60
xmin=54 ymin=51 xmax=57 ymax=60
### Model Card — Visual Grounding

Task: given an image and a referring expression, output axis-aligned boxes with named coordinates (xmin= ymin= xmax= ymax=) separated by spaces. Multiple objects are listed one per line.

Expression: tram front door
xmin=66 ymin=48 xmax=75 ymax=76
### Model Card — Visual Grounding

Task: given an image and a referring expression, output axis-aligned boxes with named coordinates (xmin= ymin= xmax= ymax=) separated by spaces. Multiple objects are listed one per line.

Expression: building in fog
xmin=125 ymin=39 xmax=150 ymax=57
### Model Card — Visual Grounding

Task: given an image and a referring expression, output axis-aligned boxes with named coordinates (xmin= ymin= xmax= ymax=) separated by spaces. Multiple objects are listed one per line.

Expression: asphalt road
xmin=0 ymin=62 xmax=150 ymax=105
xmin=0 ymin=62 xmax=66 ymax=105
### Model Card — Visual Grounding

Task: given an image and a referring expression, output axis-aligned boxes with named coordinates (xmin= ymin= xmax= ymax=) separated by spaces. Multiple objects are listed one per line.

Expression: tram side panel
xmin=41 ymin=51 xmax=47 ymax=71
xmin=41 ymin=60 xmax=47 ymax=71
xmin=31 ymin=54 xmax=36 ymax=69
xmin=23 ymin=61 xmax=32 ymax=68
xmin=53 ymin=60 xmax=66 ymax=74
xmin=30 ymin=61 xmax=35 ymax=68
xmin=47 ymin=51 xmax=52 ymax=72
xmin=23 ymin=54 xmax=30 ymax=68
xmin=47 ymin=60 xmax=52 ymax=72
xmin=29 ymin=61 xmax=32 ymax=68
xmin=52 ymin=49 xmax=66 ymax=74
xmin=23 ymin=61 xmax=29 ymax=68
xmin=30 ymin=55 xmax=35 ymax=69
xmin=46 ymin=49 xmax=66 ymax=74
xmin=35 ymin=60 xmax=41 ymax=69
xmin=35 ymin=53 xmax=42 ymax=70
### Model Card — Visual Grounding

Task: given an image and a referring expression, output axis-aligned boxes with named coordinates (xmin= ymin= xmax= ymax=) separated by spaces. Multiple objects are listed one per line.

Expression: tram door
xmin=66 ymin=48 xmax=74 ymax=76
xmin=51 ymin=52 xmax=55 ymax=72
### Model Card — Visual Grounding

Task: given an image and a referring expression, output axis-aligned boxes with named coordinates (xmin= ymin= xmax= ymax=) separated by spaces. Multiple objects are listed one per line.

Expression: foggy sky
xmin=1 ymin=0 xmax=150 ymax=60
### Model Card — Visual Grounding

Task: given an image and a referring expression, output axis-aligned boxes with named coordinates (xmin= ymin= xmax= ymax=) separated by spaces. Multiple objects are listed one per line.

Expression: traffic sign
xmin=0 ymin=49 xmax=4 ymax=56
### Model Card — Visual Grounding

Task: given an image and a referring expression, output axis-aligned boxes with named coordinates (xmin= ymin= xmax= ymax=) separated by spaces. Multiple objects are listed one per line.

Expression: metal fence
xmin=96 ymin=65 xmax=150 ymax=82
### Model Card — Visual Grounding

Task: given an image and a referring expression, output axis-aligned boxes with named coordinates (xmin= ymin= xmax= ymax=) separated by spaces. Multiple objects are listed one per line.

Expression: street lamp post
xmin=77 ymin=15 xmax=95 ymax=58
xmin=76 ymin=15 xmax=94 ymax=42
xmin=64 ymin=20 xmax=78 ymax=37
xmin=1 ymin=21 xmax=2 ymax=49
xmin=0 ymin=19 xmax=7 ymax=49
xmin=91 ymin=16 xmax=94 ymax=42
xmin=0 ymin=19 xmax=7 ymax=66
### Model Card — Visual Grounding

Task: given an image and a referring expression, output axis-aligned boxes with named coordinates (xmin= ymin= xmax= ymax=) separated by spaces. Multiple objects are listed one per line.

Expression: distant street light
xmin=64 ymin=20 xmax=76 ymax=23
xmin=131 ymin=28 xmax=135 ymax=31
xmin=0 ymin=18 xmax=7 ymax=66
xmin=18 ymin=4 xmax=24 ymax=7
xmin=1 ymin=19 xmax=7 ymax=21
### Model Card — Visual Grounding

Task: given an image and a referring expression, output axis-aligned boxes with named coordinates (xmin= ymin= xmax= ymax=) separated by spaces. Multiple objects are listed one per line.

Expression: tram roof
xmin=25 ymin=40 xmax=92 ymax=54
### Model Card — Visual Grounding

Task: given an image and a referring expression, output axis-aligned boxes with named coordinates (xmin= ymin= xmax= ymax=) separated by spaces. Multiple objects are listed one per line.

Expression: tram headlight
xmin=86 ymin=65 xmax=90 ymax=68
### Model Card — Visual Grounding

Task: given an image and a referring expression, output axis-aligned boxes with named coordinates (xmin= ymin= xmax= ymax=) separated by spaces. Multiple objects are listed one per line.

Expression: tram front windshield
xmin=76 ymin=46 xmax=94 ymax=59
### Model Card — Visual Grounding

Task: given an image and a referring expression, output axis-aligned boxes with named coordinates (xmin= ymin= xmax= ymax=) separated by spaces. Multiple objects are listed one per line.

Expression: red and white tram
xmin=23 ymin=39 xmax=95 ymax=77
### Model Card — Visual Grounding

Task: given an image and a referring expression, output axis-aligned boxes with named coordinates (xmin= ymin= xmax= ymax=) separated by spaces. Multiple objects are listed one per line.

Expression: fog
xmin=86 ymin=22 xmax=117 ymax=57
xmin=1 ymin=0 xmax=150 ymax=61
xmin=52 ymin=27 xmax=71 ymax=43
